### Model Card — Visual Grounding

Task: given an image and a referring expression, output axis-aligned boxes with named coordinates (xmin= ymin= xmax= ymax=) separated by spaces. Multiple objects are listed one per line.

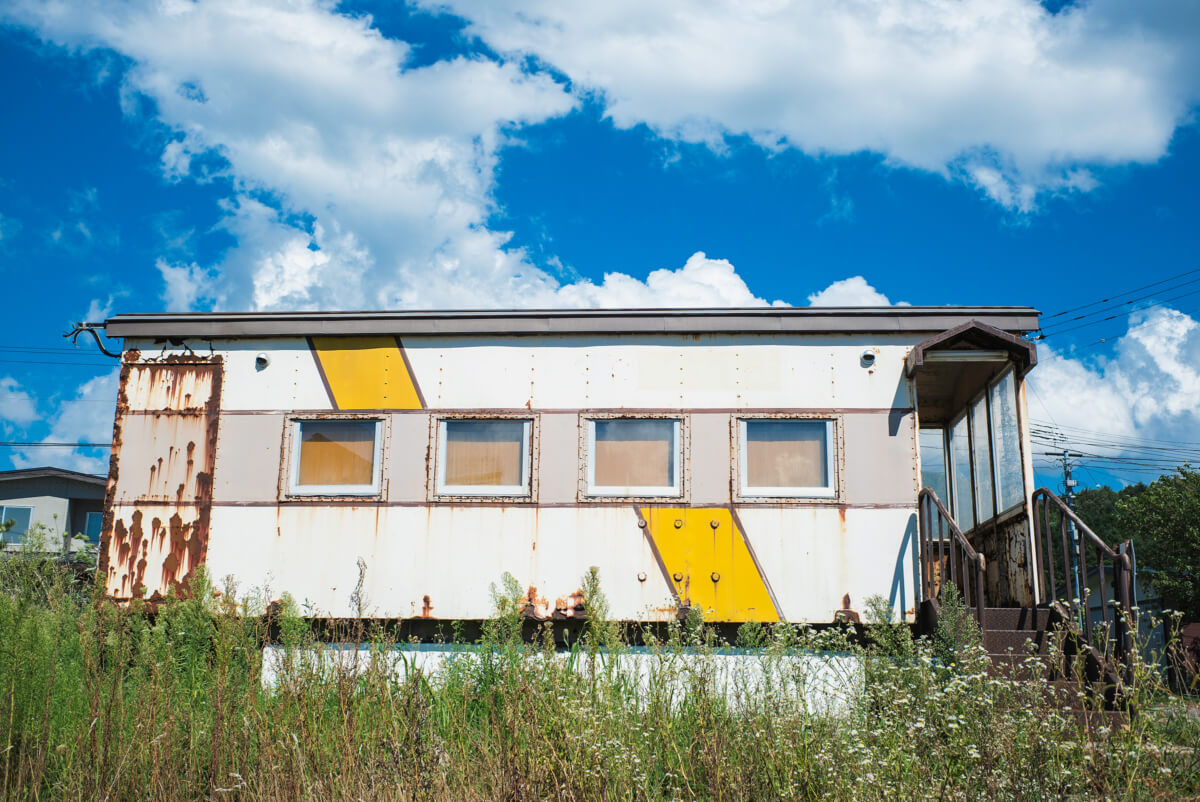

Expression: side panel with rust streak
xmin=203 ymin=506 xmax=678 ymax=619
xmin=737 ymin=506 xmax=920 ymax=623
xmin=100 ymin=359 xmax=222 ymax=601
xmin=199 ymin=504 xmax=917 ymax=622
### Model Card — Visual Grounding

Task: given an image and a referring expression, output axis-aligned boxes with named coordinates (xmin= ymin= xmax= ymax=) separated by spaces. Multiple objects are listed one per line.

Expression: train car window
xmin=739 ymin=419 xmax=835 ymax=497
xmin=970 ymin=394 xmax=995 ymax=523
xmin=989 ymin=369 xmax=1025 ymax=514
xmin=949 ymin=412 xmax=975 ymax=531
xmin=587 ymin=419 xmax=681 ymax=497
xmin=288 ymin=419 xmax=382 ymax=496
xmin=437 ymin=419 xmax=531 ymax=496
xmin=919 ymin=428 xmax=949 ymax=503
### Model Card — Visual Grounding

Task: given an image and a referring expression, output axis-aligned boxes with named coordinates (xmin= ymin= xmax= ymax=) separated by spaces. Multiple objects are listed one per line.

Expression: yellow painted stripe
xmin=311 ymin=335 xmax=424 ymax=410
xmin=640 ymin=507 xmax=780 ymax=622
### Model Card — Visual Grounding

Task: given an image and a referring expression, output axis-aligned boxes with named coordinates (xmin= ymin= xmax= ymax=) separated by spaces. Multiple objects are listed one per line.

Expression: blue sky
xmin=1 ymin=0 xmax=1200 ymax=490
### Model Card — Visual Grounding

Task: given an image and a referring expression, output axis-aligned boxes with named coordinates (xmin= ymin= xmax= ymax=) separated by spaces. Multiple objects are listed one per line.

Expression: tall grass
xmin=0 ymin=550 xmax=1197 ymax=801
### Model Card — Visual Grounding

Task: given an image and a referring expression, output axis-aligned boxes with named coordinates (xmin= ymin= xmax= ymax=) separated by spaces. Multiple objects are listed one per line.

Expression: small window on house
xmin=587 ymin=419 xmax=680 ymax=497
xmin=289 ymin=419 xmax=382 ymax=496
xmin=739 ymin=419 xmax=835 ymax=497
xmin=919 ymin=428 xmax=949 ymax=503
xmin=437 ymin=419 xmax=531 ymax=496
xmin=84 ymin=512 xmax=103 ymax=543
xmin=989 ymin=369 xmax=1025 ymax=513
xmin=0 ymin=505 xmax=32 ymax=545
xmin=949 ymin=412 xmax=975 ymax=531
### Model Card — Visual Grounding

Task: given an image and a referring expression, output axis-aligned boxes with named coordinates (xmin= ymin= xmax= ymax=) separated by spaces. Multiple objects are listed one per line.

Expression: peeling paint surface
xmin=100 ymin=359 xmax=222 ymax=601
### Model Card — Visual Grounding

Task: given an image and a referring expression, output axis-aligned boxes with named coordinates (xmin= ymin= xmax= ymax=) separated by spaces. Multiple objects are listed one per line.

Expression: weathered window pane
xmin=746 ymin=420 xmax=828 ymax=488
xmin=297 ymin=420 xmax=376 ymax=486
xmin=990 ymin=370 xmax=1025 ymax=511
xmin=949 ymin=414 xmax=975 ymax=531
xmin=444 ymin=420 xmax=526 ymax=487
xmin=919 ymin=428 xmax=949 ymax=503
xmin=593 ymin=420 xmax=675 ymax=489
xmin=971 ymin=396 xmax=995 ymax=523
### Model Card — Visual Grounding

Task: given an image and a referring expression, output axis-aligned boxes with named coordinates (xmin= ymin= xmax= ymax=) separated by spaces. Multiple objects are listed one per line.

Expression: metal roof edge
xmin=0 ymin=467 xmax=107 ymax=486
xmin=105 ymin=306 xmax=1041 ymax=338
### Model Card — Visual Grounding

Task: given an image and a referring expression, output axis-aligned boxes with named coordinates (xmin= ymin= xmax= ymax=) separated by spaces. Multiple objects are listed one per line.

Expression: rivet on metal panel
xmin=637 ymin=519 xmax=646 ymax=528
xmin=672 ymin=571 xmax=684 ymax=582
xmin=673 ymin=519 xmax=682 ymax=529
xmin=710 ymin=519 xmax=719 ymax=529
xmin=637 ymin=571 xmax=647 ymax=582
xmin=711 ymin=572 xmax=721 ymax=582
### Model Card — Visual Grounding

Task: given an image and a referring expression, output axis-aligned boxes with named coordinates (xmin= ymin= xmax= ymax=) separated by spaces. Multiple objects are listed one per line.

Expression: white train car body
xmin=96 ymin=307 xmax=1041 ymax=625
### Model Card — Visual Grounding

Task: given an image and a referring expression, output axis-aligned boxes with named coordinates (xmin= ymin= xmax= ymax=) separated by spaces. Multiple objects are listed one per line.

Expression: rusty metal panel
xmin=99 ymin=357 xmax=222 ymax=601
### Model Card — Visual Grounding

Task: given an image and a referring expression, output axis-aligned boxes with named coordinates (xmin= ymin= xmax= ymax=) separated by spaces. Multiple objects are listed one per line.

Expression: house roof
xmin=104 ymin=306 xmax=1041 ymax=338
xmin=0 ymin=467 xmax=106 ymax=488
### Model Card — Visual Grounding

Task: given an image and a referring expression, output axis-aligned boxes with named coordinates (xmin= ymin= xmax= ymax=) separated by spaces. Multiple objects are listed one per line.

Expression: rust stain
xmin=834 ymin=592 xmax=860 ymax=624
xmin=421 ymin=594 xmax=434 ymax=617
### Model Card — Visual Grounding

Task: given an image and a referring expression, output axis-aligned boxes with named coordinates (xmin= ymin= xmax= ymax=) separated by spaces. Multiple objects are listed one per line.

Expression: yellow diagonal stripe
xmin=641 ymin=507 xmax=780 ymax=622
xmin=311 ymin=335 xmax=423 ymax=410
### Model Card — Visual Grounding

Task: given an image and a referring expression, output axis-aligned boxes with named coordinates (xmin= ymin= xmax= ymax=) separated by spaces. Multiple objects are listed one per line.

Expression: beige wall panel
xmin=689 ymin=413 xmax=733 ymax=504
xmin=842 ymin=411 xmax=918 ymax=506
xmin=736 ymin=506 xmax=920 ymax=622
xmin=212 ymin=414 xmax=284 ymax=503
xmin=205 ymin=505 xmax=676 ymax=620
xmin=402 ymin=334 xmax=917 ymax=411
xmin=536 ymin=413 xmax=581 ymax=503
xmin=386 ymin=413 xmax=431 ymax=502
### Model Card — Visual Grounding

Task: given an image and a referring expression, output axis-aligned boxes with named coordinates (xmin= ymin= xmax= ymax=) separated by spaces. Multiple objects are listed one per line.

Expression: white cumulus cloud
xmin=0 ymin=377 xmax=38 ymax=430
xmin=1028 ymin=308 xmax=1200 ymax=482
xmin=426 ymin=0 xmax=1200 ymax=210
xmin=807 ymin=276 xmax=896 ymax=306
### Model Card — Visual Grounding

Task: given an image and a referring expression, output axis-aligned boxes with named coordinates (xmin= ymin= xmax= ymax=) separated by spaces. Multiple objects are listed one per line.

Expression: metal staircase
xmin=918 ymin=487 xmax=1137 ymax=708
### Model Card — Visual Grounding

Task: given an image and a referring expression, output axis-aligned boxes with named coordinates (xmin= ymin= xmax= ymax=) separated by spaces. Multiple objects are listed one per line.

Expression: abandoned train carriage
xmin=96 ymin=307 xmax=1041 ymax=625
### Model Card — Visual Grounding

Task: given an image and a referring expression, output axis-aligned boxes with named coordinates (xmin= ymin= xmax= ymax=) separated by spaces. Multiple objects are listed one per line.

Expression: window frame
xmin=285 ymin=415 xmax=385 ymax=498
xmin=83 ymin=511 xmax=103 ymax=543
xmin=943 ymin=366 xmax=1028 ymax=532
xmin=0 ymin=505 xmax=33 ymax=545
xmin=735 ymin=416 xmax=838 ymax=499
xmin=987 ymin=366 xmax=1027 ymax=519
xmin=583 ymin=415 xmax=684 ymax=499
xmin=918 ymin=425 xmax=951 ymax=505
xmin=947 ymin=407 xmax=976 ymax=531
xmin=434 ymin=417 xmax=534 ymax=498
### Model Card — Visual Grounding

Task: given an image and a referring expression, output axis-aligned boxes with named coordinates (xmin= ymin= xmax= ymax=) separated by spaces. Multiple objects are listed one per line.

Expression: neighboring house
xmin=91 ymin=306 xmax=1048 ymax=622
xmin=0 ymin=467 xmax=106 ymax=553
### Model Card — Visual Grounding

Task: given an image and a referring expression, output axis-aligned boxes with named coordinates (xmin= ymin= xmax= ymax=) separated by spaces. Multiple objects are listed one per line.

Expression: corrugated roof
xmin=105 ymin=306 xmax=1040 ymax=337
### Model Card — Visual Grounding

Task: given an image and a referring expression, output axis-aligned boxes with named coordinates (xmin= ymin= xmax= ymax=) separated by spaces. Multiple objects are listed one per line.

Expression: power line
xmin=1037 ymin=284 xmax=1200 ymax=339
xmin=1040 ymin=266 xmax=1200 ymax=321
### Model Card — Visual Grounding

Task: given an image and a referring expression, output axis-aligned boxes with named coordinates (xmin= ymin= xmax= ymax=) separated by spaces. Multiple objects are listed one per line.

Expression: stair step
xmin=983 ymin=628 xmax=1050 ymax=656
xmin=980 ymin=607 xmax=1053 ymax=631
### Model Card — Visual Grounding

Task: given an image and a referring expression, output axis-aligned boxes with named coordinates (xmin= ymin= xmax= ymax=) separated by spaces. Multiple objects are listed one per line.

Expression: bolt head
xmin=711 ymin=572 xmax=721 ymax=582
xmin=672 ymin=572 xmax=684 ymax=582
xmin=673 ymin=519 xmax=683 ymax=529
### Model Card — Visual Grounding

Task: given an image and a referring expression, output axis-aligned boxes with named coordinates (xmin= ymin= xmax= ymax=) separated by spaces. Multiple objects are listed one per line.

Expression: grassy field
xmin=0 ymin=552 xmax=1197 ymax=801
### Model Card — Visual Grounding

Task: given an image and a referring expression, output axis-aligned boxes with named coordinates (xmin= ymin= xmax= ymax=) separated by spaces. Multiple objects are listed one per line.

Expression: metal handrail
xmin=918 ymin=487 xmax=987 ymax=624
xmin=1031 ymin=488 xmax=1134 ymax=669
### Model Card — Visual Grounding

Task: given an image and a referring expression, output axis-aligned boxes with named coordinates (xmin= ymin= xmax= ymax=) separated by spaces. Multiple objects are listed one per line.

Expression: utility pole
xmin=1056 ymin=450 xmax=1085 ymax=605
